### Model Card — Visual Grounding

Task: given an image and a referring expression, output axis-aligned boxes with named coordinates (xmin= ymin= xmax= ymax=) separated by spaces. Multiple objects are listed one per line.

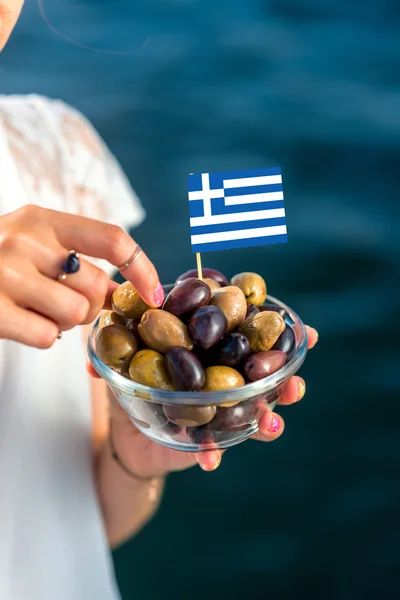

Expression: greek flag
xmin=188 ymin=167 xmax=287 ymax=253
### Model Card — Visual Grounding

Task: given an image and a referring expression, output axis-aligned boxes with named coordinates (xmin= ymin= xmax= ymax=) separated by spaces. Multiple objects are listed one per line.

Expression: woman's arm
xmin=95 ymin=431 xmax=165 ymax=549
xmin=86 ymin=326 xmax=165 ymax=549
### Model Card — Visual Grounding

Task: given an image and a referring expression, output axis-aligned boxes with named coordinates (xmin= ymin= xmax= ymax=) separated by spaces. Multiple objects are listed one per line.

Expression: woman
xmin=0 ymin=2 xmax=318 ymax=599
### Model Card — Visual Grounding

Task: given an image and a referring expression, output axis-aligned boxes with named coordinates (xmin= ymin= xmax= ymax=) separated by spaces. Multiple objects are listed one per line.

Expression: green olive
xmin=129 ymin=349 xmax=175 ymax=390
xmin=111 ymin=281 xmax=152 ymax=320
xmin=98 ymin=310 xmax=127 ymax=328
xmin=163 ymin=404 xmax=216 ymax=427
xmin=210 ymin=286 xmax=247 ymax=332
xmin=238 ymin=311 xmax=286 ymax=352
xmin=138 ymin=309 xmax=193 ymax=353
xmin=230 ymin=272 xmax=267 ymax=306
xmin=202 ymin=278 xmax=221 ymax=295
xmin=96 ymin=324 xmax=139 ymax=370
xmin=202 ymin=366 xmax=245 ymax=393
xmin=110 ymin=366 xmax=130 ymax=379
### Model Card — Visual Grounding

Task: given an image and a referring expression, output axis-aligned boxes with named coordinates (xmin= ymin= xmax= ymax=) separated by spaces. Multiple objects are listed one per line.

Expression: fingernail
xmin=314 ymin=328 xmax=319 ymax=342
xmin=298 ymin=380 xmax=306 ymax=399
xmin=153 ymin=283 xmax=164 ymax=306
xmin=268 ymin=416 xmax=281 ymax=433
xmin=211 ymin=455 xmax=221 ymax=471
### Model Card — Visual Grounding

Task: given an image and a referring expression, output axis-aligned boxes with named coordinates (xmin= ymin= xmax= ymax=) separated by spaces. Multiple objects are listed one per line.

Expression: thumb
xmin=196 ymin=449 xmax=223 ymax=472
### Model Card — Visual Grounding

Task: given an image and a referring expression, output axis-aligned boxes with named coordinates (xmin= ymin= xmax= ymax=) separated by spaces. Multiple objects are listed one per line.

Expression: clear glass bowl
xmin=87 ymin=288 xmax=308 ymax=452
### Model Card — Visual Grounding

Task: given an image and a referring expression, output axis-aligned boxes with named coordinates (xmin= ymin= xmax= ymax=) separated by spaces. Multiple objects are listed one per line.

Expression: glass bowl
xmin=87 ymin=287 xmax=308 ymax=452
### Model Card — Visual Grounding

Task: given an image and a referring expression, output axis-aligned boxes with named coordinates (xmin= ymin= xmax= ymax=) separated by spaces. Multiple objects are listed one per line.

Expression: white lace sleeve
xmin=0 ymin=94 xmax=146 ymax=274
xmin=49 ymin=98 xmax=146 ymax=230
xmin=0 ymin=95 xmax=128 ymax=600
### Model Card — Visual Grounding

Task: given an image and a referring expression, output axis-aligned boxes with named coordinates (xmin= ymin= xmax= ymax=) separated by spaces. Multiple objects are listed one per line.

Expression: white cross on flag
xmin=188 ymin=167 xmax=287 ymax=253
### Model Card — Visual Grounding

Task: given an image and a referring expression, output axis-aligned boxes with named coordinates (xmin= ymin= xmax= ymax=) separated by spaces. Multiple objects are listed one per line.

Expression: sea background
xmin=1 ymin=1 xmax=399 ymax=598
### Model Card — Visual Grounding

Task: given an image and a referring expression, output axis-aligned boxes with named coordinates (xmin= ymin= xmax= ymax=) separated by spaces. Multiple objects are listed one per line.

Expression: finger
xmin=103 ymin=280 xmax=119 ymax=310
xmin=0 ymin=296 xmax=59 ymax=349
xmin=306 ymin=326 xmax=318 ymax=349
xmin=278 ymin=376 xmax=306 ymax=406
xmin=252 ymin=412 xmax=285 ymax=442
xmin=196 ymin=449 xmax=223 ymax=472
xmin=48 ymin=211 xmax=162 ymax=308
xmin=30 ymin=241 xmax=112 ymax=325
xmin=2 ymin=231 xmax=112 ymax=325
xmin=2 ymin=264 xmax=91 ymax=327
xmin=87 ymin=361 xmax=101 ymax=378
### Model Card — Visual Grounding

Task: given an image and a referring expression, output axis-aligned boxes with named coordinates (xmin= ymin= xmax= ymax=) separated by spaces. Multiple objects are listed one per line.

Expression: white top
xmin=0 ymin=95 xmax=145 ymax=599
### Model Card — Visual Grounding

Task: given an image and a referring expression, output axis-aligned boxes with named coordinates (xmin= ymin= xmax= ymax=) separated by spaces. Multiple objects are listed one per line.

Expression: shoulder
xmin=0 ymin=94 xmax=106 ymax=157
xmin=0 ymin=94 xmax=145 ymax=231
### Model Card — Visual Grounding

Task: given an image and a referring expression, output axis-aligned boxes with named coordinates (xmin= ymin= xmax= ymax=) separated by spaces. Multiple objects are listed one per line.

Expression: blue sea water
xmin=1 ymin=1 xmax=400 ymax=598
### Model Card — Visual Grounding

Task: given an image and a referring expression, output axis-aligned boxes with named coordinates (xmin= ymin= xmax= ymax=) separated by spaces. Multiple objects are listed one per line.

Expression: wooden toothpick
xmin=196 ymin=252 xmax=203 ymax=280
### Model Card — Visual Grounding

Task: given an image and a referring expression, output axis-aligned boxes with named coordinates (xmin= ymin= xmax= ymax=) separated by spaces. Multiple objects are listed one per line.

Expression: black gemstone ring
xmin=57 ymin=250 xmax=81 ymax=282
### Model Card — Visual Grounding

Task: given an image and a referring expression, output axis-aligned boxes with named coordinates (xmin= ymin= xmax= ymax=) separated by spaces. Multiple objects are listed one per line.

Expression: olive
xmin=245 ymin=304 xmax=260 ymax=319
xmin=165 ymin=347 xmax=205 ymax=391
xmin=202 ymin=278 xmax=221 ymax=295
xmin=160 ymin=421 xmax=183 ymax=436
xmin=215 ymin=333 xmax=250 ymax=368
xmin=127 ymin=400 xmax=168 ymax=429
xmin=192 ymin=345 xmax=219 ymax=368
xmin=98 ymin=310 xmax=127 ymax=328
xmin=138 ymin=309 xmax=193 ymax=353
xmin=238 ymin=311 xmax=286 ymax=352
xmin=163 ymin=278 xmax=211 ymax=317
xmin=244 ymin=350 xmax=287 ymax=382
xmin=202 ymin=366 xmax=245 ymax=392
xmin=96 ymin=324 xmax=138 ymax=370
xmin=259 ymin=303 xmax=287 ymax=320
xmin=188 ymin=305 xmax=227 ymax=350
xmin=127 ymin=320 xmax=146 ymax=348
xmin=163 ymin=404 xmax=216 ymax=427
xmin=209 ymin=403 xmax=258 ymax=431
xmin=230 ymin=272 xmax=267 ymax=306
xmin=176 ymin=268 xmax=229 ymax=287
xmin=210 ymin=286 xmax=247 ymax=333
xmin=111 ymin=281 xmax=152 ymax=320
xmin=128 ymin=349 xmax=175 ymax=390
xmin=110 ymin=366 xmax=130 ymax=379
xmin=272 ymin=324 xmax=296 ymax=359
xmin=186 ymin=426 xmax=215 ymax=446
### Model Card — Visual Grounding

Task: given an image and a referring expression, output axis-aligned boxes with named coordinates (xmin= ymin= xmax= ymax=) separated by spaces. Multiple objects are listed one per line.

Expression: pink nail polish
xmin=153 ymin=283 xmax=164 ymax=306
xmin=268 ymin=416 xmax=281 ymax=433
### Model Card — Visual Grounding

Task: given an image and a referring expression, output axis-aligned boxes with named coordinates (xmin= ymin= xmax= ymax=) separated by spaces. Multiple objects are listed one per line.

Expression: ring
xmin=117 ymin=245 xmax=142 ymax=271
xmin=57 ymin=250 xmax=81 ymax=282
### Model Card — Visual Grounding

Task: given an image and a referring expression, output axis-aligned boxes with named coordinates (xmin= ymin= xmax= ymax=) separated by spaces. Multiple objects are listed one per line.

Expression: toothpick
xmin=196 ymin=252 xmax=203 ymax=280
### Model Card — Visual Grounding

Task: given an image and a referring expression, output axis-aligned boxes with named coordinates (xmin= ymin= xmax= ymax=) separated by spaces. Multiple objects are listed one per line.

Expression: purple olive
xmin=271 ymin=324 xmax=295 ymax=359
xmin=187 ymin=427 xmax=216 ymax=446
xmin=192 ymin=346 xmax=219 ymax=368
xmin=189 ymin=305 xmax=228 ymax=350
xmin=176 ymin=268 xmax=229 ymax=287
xmin=245 ymin=304 xmax=260 ymax=319
xmin=244 ymin=350 xmax=287 ymax=382
xmin=215 ymin=333 xmax=250 ymax=368
xmin=259 ymin=303 xmax=287 ymax=320
xmin=163 ymin=278 xmax=211 ymax=317
xmin=128 ymin=320 xmax=146 ymax=348
xmin=160 ymin=421 xmax=183 ymax=436
xmin=165 ymin=346 xmax=205 ymax=391
xmin=208 ymin=402 xmax=258 ymax=432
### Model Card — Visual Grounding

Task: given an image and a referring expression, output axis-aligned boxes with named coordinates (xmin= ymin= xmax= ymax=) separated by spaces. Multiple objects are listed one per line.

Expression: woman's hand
xmin=89 ymin=327 xmax=318 ymax=474
xmin=0 ymin=205 xmax=163 ymax=348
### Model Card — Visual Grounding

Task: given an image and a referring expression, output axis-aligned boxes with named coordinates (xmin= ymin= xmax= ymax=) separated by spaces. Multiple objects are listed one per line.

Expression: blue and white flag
xmin=188 ymin=167 xmax=287 ymax=253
